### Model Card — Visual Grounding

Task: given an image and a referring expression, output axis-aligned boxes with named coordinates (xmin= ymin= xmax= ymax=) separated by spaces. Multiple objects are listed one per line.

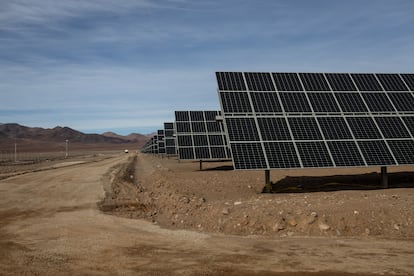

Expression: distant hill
xmin=0 ymin=123 xmax=149 ymax=152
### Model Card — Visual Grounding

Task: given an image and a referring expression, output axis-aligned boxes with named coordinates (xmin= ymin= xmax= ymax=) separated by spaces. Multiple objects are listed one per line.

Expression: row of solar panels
xmin=142 ymin=72 xmax=414 ymax=171
xmin=140 ymin=111 xmax=232 ymax=161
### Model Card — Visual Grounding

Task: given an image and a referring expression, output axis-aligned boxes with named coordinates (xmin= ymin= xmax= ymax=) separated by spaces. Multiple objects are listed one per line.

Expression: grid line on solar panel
xmin=346 ymin=117 xmax=382 ymax=139
xmin=317 ymin=117 xmax=353 ymax=139
xmin=327 ymin=141 xmax=365 ymax=167
xmin=307 ymin=93 xmax=340 ymax=113
xmin=226 ymin=118 xmax=260 ymax=141
xmin=376 ymin=74 xmax=409 ymax=91
xmin=244 ymin=72 xmax=275 ymax=91
xmin=357 ymin=141 xmax=396 ymax=165
xmin=296 ymin=142 xmax=333 ymax=167
xmin=258 ymin=117 xmax=291 ymax=141
xmin=220 ymin=92 xmax=252 ymax=113
xmin=387 ymin=140 xmax=414 ymax=164
xmin=250 ymin=92 xmax=283 ymax=113
xmin=264 ymin=142 xmax=301 ymax=168
xmin=299 ymin=73 xmax=331 ymax=91
xmin=272 ymin=73 xmax=303 ymax=91
xmin=280 ymin=92 xmax=312 ymax=113
xmin=334 ymin=93 xmax=368 ymax=113
xmin=387 ymin=93 xmax=414 ymax=112
xmin=361 ymin=93 xmax=396 ymax=112
xmin=351 ymin=74 xmax=383 ymax=91
xmin=374 ymin=117 xmax=411 ymax=138
xmin=325 ymin=73 xmax=357 ymax=91
xmin=231 ymin=143 xmax=267 ymax=169
xmin=288 ymin=117 xmax=323 ymax=140
xmin=401 ymin=74 xmax=414 ymax=91
xmin=216 ymin=72 xmax=246 ymax=91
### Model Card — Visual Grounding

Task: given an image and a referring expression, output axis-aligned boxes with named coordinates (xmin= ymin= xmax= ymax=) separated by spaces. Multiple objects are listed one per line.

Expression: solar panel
xmin=216 ymin=71 xmax=414 ymax=170
xmin=164 ymin=122 xmax=177 ymax=156
xmin=174 ymin=110 xmax=231 ymax=161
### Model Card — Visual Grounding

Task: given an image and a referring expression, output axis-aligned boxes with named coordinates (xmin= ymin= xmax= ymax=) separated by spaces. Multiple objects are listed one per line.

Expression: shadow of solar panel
xmin=401 ymin=74 xmax=414 ymax=91
xmin=358 ymin=141 xmax=396 ymax=165
xmin=280 ymin=92 xmax=312 ymax=112
xmin=317 ymin=117 xmax=353 ymax=139
xmin=231 ymin=143 xmax=267 ymax=169
xmin=272 ymin=73 xmax=303 ymax=91
xmin=244 ymin=72 xmax=275 ymax=91
xmin=351 ymin=74 xmax=383 ymax=91
xmin=288 ymin=117 xmax=322 ymax=140
xmin=226 ymin=118 xmax=260 ymax=141
xmin=335 ymin=93 xmax=368 ymax=113
xmin=216 ymin=72 xmax=246 ymax=91
xmin=299 ymin=73 xmax=330 ymax=91
xmin=264 ymin=142 xmax=300 ymax=168
xmin=375 ymin=117 xmax=411 ymax=138
xmin=220 ymin=92 xmax=252 ymax=113
xmin=296 ymin=142 xmax=333 ymax=167
xmin=325 ymin=73 xmax=357 ymax=91
xmin=387 ymin=140 xmax=414 ymax=164
xmin=362 ymin=93 xmax=395 ymax=112
xmin=327 ymin=141 xmax=365 ymax=167
xmin=387 ymin=93 xmax=414 ymax=112
xmin=308 ymin=93 xmax=340 ymax=112
xmin=251 ymin=92 xmax=282 ymax=113
xmin=179 ymin=148 xmax=194 ymax=160
xmin=175 ymin=111 xmax=190 ymax=121
xmin=376 ymin=74 xmax=409 ymax=91
xmin=258 ymin=117 xmax=291 ymax=141
xmin=402 ymin=116 xmax=414 ymax=136
xmin=346 ymin=117 xmax=382 ymax=139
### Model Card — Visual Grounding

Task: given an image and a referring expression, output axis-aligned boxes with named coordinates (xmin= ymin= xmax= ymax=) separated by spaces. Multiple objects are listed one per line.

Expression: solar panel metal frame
xmin=174 ymin=110 xmax=232 ymax=161
xmin=216 ymin=71 xmax=414 ymax=170
xmin=163 ymin=122 xmax=177 ymax=156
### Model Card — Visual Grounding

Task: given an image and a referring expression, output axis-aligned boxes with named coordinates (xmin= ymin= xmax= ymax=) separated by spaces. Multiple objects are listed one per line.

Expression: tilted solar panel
xmin=216 ymin=71 xmax=414 ymax=170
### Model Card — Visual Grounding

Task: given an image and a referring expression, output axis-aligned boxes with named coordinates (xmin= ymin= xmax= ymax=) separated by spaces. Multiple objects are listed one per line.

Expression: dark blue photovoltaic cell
xmin=280 ymin=93 xmax=312 ymax=112
xmin=272 ymin=73 xmax=303 ymax=91
xmin=264 ymin=142 xmax=301 ymax=168
xmin=296 ymin=142 xmax=333 ymax=167
xmin=250 ymin=92 xmax=282 ymax=113
xmin=387 ymin=93 xmax=414 ymax=112
xmin=335 ymin=93 xmax=368 ymax=113
xmin=179 ymin=148 xmax=194 ymax=159
xmin=231 ymin=143 xmax=267 ymax=169
xmin=308 ymin=93 xmax=340 ymax=112
xmin=346 ymin=117 xmax=382 ymax=139
xmin=216 ymin=72 xmax=246 ymax=91
xmin=175 ymin=111 xmax=190 ymax=121
xmin=325 ymin=73 xmax=357 ymax=91
xmin=220 ymin=92 xmax=252 ymax=113
xmin=358 ymin=141 xmax=396 ymax=165
xmin=351 ymin=74 xmax=383 ymax=91
xmin=374 ymin=117 xmax=410 ymax=138
xmin=258 ymin=117 xmax=291 ymax=141
xmin=317 ymin=117 xmax=353 ymax=139
xmin=299 ymin=73 xmax=330 ymax=91
xmin=387 ymin=140 xmax=414 ymax=164
xmin=327 ymin=141 xmax=365 ymax=167
xmin=226 ymin=118 xmax=260 ymax=141
xmin=288 ymin=117 xmax=322 ymax=140
xmin=376 ymin=74 xmax=409 ymax=91
xmin=244 ymin=72 xmax=275 ymax=91
xmin=401 ymin=74 xmax=414 ymax=91
xmin=362 ymin=93 xmax=395 ymax=112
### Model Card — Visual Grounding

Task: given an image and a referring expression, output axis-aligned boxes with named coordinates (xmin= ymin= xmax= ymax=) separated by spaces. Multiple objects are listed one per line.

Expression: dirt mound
xmin=100 ymin=153 xmax=414 ymax=238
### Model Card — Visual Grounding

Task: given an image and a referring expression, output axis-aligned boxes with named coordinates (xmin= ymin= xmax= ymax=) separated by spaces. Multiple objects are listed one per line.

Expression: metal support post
xmin=199 ymin=160 xmax=203 ymax=171
xmin=381 ymin=166 xmax=388 ymax=189
xmin=264 ymin=170 xmax=272 ymax=193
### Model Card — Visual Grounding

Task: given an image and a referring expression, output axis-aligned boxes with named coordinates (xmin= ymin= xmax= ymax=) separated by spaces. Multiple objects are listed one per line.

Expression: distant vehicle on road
xmin=124 ymin=149 xmax=129 ymax=153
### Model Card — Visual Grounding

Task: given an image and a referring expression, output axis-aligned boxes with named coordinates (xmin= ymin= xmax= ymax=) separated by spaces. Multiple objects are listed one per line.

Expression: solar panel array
xmin=164 ymin=122 xmax=177 ymax=155
xmin=175 ymin=110 xmax=231 ymax=160
xmin=216 ymin=72 xmax=414 ymax=170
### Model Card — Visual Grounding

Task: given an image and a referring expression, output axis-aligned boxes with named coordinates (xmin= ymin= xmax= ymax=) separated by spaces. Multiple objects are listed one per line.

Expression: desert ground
xmin=1 ymin=151 xmax=414 ymax=275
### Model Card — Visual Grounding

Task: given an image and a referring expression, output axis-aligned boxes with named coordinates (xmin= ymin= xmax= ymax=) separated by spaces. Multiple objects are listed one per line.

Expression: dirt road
xmin=1 ymin=154 xmax=413 ymax=275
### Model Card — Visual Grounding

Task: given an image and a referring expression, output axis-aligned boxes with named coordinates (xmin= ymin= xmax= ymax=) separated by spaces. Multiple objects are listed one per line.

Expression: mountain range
xmin=0 ymin=123 xmax=149 ymax=152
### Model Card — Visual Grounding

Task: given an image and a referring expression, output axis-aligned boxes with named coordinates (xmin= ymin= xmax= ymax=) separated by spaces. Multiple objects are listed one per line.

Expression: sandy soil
xmin=0 ymin=153 xmax=413 ymax=275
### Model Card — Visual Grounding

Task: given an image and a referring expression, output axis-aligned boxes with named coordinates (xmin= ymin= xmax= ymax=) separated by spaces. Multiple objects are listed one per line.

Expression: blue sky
xmin=1 ymin=0 xmax=414 ymax=135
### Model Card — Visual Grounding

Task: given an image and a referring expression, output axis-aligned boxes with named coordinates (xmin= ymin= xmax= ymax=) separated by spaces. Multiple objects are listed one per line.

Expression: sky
xmin=1 ymin=0 xmax=414 ymax=135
